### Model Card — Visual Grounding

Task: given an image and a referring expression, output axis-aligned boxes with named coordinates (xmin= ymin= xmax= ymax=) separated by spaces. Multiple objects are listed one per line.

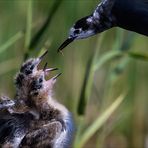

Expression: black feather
xmin=112 ymin=0 xmax=148 ymax=36
xmin=74 ymin=16 xmax=90 ymax=30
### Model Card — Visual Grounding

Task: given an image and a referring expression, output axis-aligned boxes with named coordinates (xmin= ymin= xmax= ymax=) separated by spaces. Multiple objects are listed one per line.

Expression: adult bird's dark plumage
xmin=58 ymin=0 xmax=148 ymax=52
xmin=113 ymin=0 xmax=148 ymax=36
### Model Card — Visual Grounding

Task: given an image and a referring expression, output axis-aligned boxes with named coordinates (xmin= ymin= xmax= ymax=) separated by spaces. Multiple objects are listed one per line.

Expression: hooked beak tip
xmin=57 ymin=37 xmax=75 ymax=52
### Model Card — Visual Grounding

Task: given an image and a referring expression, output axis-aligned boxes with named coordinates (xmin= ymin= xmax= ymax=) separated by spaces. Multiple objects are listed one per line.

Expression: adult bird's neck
xmin=92 ymin=0 xmax=117 ymax=33
xmin=112 ymin=0 xmax=148 ymax=36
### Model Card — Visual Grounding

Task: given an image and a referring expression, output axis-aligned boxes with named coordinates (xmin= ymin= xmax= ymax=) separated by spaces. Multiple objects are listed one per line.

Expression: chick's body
xmin=20 ymin=71 xmax=74 ymax=148
xmin=0 ymin=51 xmax=74 ymax=148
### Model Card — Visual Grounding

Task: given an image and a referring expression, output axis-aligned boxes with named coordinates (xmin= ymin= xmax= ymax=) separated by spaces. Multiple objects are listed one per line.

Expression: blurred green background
xmin=0 ymin=0 xmax=148 ymax=148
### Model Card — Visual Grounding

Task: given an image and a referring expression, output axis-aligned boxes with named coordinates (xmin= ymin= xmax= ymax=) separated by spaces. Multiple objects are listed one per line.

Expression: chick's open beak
xmin=57 ymin=37 xmax=75 ymax=52
xmin=52 ymin=73 xmax=62 ymax=80
xmin=35 ymin=50 xmax=48 ymax=67
xmin=44 ymin=73 xmax=62 ymax=90
xmin=44 ymin=68 xmax=58 ymax=76
xmin=39 ymin=50 xmax=48 ymax=62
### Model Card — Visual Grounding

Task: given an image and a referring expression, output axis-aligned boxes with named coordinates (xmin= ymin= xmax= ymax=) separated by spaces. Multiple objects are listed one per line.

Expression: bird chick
xmin=15 ymin=50 xmax=49 ymax=101
xmin=0 ymin=50 xmax=49 ymax=113
xmin=0 ymin=51 xmax=49 ymax=148
xmin=20 ymin=67 xmax=74 ymax=148
xmin=0 ymin=51 xmax=74 ymax=148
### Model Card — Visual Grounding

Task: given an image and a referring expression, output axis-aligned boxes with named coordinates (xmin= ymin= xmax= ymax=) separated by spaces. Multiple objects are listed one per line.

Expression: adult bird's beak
xmin=57 ymin=37 xmax=75 ymax=52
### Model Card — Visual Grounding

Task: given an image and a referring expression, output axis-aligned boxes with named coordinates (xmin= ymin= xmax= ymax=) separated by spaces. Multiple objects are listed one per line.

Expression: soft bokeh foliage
xmin=0 ymin=0 xmax=148 ymax=148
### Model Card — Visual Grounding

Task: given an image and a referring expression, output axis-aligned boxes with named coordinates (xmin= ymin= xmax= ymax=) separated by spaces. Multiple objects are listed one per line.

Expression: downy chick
xmin=20 ymin=66 xmax=74 ymax=148
xmin=0 ymin=51 xmax=74 ymax=148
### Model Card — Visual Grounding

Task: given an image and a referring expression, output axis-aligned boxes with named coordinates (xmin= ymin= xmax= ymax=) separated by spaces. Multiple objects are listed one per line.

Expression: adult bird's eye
xmin=74 ymin=29 xmax=80 ymax=34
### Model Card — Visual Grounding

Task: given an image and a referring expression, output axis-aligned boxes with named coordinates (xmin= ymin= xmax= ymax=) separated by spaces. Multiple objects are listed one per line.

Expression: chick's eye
xmin=30 ymin=65 xmax=35 ymax=70
xmin=39 ymin=77 xmax=43 ymax=83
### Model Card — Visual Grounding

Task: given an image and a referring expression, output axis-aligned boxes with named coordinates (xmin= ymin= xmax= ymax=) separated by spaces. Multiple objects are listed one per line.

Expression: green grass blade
xmin=77 ymin=35 xmax=105 ymax=115
xmin=128 ymin=51 xmax=148 ymax=61
xmin=76 ymin=93 xmax=127 ymax=148
xmin=93 ymin=50 xmax=123 ymax=71
xmin=0 ymin=58 xmax=20 ymax=75
xmin=0 ymin=31 xmax=24 ymax=55
xmin=24 ymin=0 xmax=33 ymax=60
xmin=29 ymin=0 xmax=63 ymax=50
xmin=24 ymin=0 xmax=33 ymax=49
xmin=77 ymin=52 xmax=95 ymax=115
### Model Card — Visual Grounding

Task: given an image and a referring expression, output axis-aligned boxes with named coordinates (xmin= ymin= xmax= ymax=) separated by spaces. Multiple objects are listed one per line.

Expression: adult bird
xmin=58 ymin=0 xmax=148 ymax=52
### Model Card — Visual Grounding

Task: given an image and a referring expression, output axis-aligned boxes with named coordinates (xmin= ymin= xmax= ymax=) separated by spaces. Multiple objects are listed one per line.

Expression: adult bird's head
xmin=69 ymin=15 xmax=98 ymax=39
xmin=58 ymin=15 xmax=98 ymax=52
xmin=57 ymin=0 xmax=116 ymax=52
